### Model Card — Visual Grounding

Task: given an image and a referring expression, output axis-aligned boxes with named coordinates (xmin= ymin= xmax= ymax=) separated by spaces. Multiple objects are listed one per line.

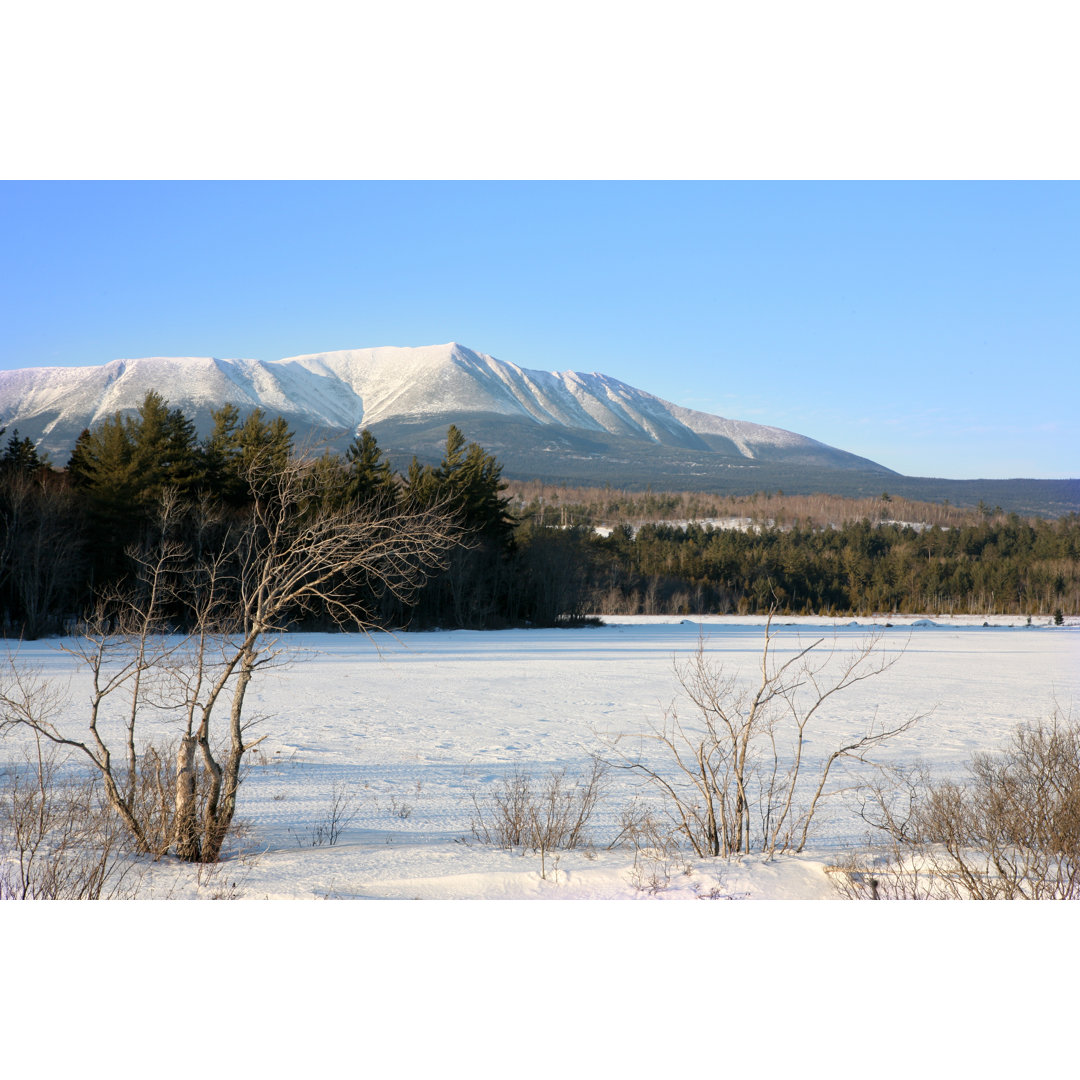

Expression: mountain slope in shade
xmin=0 ymin=342 xmax=892 ymax=475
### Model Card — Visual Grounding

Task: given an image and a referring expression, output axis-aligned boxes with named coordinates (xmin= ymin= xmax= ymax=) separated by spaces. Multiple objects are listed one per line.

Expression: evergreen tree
xmin=304 ymin=451 xmax=353 ymax=516
xmin=344 ymin=429 xmax=398 ymax=506
xmin=200 ymin=403 xmax=294 ymax=504
xmin=130 ymin=390 xmax=202 ymax=497
xmin=404 ymin=454 xmax=439 ymax=506
xmin=63 ymin=392 xmax=202 ymax=584
xmin=66 ymin=392 xmax=201 ymax=509
xmin=236 ymin=408 xmax=294 ymax=493
xmin=65 ymin=427 xmax=96 ymax=488
xmin=432 ymin=425 xmax=515 ymax=552
xmin=0 ymin=429 xmax=45 ymax=474
xmin=65 ymin=411 xmax=138 ymax=500
xmin=403 ymin=426 xmax=517 ymax=628
xmin=202 ymin=403 xmax=245 ymax=504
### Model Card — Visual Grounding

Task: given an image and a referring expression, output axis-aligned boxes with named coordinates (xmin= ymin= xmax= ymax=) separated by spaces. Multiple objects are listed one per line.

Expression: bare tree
xmin=0 ymin=470 xmax=85 ymax=638
xmin=1 ymin=458 xmax=461 ymax=864
xmin=181 ymin=459 xmax=460 ymax=860
xmin=612 ymin=615 xmax=924 ymax=858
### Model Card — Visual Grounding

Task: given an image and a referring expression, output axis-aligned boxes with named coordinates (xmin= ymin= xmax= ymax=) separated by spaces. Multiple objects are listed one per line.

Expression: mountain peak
xmin=0 ymin=344 xmax=893 ymax=480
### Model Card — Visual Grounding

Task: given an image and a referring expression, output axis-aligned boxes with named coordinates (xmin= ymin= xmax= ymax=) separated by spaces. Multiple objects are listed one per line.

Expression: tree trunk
xmin=174 ymin=735 xmax=201 ymax=861
xmin=201 ymin=650 xmax=254 ymax=862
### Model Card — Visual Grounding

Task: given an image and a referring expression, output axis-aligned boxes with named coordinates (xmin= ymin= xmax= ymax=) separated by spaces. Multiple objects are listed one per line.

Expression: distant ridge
xmin=4 ymin=343 xmax=1076 ymax=513
xmin=0 ymin=342 xmax=889 ymax=475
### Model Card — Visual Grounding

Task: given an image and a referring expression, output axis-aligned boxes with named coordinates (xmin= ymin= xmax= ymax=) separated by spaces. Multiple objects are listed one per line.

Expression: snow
xmin=3 ymin=616 xmax=1077 ymax=902
xmin=6 ymin=616 xmax=1078 ymax=1072
xmin=592 ymin=516 xmax=758 ymax=537
xmin=0 ymin=342 xmax=862 ymax=463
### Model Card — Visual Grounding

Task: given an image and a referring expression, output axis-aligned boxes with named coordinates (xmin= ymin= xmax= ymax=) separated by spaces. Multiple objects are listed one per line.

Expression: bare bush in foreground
xmin=838 ymin=707 xmax=1080 ymax=899
xmin=309 ymin=782 xmax=360 ymax=847
xmin=612 ymin=616 xmax=924 ymax=859
xmin=616 ymin=802 xmax=690 ymax=893
xmin=0 ymin=738 xmax=138 ymax=899
xmin=470 ymin=760 xmax=608 ymax=877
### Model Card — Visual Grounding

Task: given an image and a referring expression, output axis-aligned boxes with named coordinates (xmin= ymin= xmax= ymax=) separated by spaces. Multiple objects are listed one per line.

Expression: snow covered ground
xmin=7 ymin=614 xmax=1078 ymax=1075
xmin=3 ymin=613 xmax=1077 ymax=902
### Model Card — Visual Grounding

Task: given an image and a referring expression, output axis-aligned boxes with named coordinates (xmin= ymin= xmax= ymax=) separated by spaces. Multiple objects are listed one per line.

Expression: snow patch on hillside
xmin=0 ymin=342 xmax=881 ymax=468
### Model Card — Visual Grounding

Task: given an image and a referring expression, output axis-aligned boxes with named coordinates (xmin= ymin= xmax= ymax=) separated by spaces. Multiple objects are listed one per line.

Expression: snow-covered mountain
xmin=0 ymin=342 xmax=893 ymax=478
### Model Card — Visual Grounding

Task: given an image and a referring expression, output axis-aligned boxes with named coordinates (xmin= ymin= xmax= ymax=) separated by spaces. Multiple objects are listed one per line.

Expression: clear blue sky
xmin=1 ymin=181 xmax=1075 ymax=479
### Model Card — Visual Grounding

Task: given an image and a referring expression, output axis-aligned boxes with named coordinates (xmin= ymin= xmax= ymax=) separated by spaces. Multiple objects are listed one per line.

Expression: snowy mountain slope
xmin=0 ymin=342 xmax=891 ymax=475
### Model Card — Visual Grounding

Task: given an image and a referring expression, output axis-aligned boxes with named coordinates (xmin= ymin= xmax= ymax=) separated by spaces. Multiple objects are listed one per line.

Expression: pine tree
xmin=432 ymin=425 xmax=515 ymax=552
xmin=66 ymin=392 xmax=201 ymax=509
xmin=202 ymin=403 xmax=244 ymax=504
xmin=236 ymin=408 xmax=294 ymax=491
xmin=344 ymin=429 xmax=398 ymax=507
xmin=130 ymin=391 xmax=202 ymax=497
xmin=0 ymin=429 xmax=45 ymax=474
xmin=403 ymin=426 xmax=518 ymax=628
xmin=201 ymin=404 xmax=294 ymax=504
xmin=404 ymin=454 xmax=439 ymax=506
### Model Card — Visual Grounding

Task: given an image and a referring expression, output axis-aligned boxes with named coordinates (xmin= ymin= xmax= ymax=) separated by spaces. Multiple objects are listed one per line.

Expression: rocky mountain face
xmin=0 ymin=342 xmax=893 ymax=487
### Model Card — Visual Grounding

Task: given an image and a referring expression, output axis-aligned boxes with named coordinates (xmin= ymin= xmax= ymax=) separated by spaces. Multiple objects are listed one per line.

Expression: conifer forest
xmin=1 ymin=392 xmax=1077 ymax=639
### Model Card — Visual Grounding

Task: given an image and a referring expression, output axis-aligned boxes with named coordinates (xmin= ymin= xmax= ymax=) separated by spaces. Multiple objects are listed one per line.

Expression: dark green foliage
xmin=1 ymin=429 xmax=46 ymax=475
xmin=6 ymin=395 xmax=1077 ymax=638
xmin=344 ymin=429 xmax=399 ymax=507
xmin=402 ymin=426 xmax=519 ymax=627
xmin=201 ymin=402 xmax=245 ymax=503
xmin=24 ymin=403 xmax=552 ymax=634
xmin=581 ymin=513 xmax=1080 ymax=617
xmin=64 ymin=392 xmax=203 ymax=582
xmin=238 ymin=410 xmax=293 ymax=479
xmin=64 ymin=395 xmax=304 ymax=587
xmin=436 ymin=425 xmax=515 ymax=550
xmin=68 ymin=392 xmax=202 ymax=505
xmin=202 ymin=404 xmax=294 ymax=504
xmin=405 ymin=425 xmax=514 ymax=544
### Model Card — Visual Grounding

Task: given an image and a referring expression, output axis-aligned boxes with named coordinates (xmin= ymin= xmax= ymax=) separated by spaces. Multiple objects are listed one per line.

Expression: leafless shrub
xmin=309 ymin=781 xmax=360 ymax=847
xmin=470 ymin=759 xmax=609 ymax=877
xmin=471 ymin=771 xmax=531 ymax=849
xmin=617 ymin=802 xmax=688 ymax=894
xmin=839 ymin=707 xmax=1080 ymax=899
xmin=610 ymin=615 xmax=924 ymax=858
xmin=0 ymin=739 xmax=139 ymax=900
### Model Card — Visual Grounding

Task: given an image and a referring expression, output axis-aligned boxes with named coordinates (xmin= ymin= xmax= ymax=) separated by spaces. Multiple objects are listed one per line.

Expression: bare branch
xmin=605 ymin=615 xmax=922 ymax=859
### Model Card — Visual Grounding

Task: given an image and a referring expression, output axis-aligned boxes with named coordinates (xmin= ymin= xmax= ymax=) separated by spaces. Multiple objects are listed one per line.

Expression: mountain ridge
xmin=0 ymin=342 xmax=891 ymax=476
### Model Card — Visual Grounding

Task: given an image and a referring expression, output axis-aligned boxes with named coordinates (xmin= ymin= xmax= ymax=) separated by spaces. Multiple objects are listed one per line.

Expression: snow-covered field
xmin=4 ymin=613 xmax=1077 ymax=901
xmin=7 ymin=614 xmax=1078 ymax=1075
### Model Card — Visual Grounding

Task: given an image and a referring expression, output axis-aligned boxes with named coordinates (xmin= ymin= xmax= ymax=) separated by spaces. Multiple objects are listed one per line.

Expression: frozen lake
xmin=3 ymin=615 xmax=1077 ymax=899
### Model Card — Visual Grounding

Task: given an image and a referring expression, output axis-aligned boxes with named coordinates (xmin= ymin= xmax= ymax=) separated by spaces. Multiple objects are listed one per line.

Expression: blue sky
xmin=1 ymin=181 xmax=1075 ymax=479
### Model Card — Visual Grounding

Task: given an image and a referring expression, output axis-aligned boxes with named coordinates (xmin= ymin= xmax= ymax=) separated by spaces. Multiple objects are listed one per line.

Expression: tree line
xmin=506 ymin=481 xmax=1005 ymax=531
xmin=570 ymin=513 xmax=1079 ymax=617
xmin=0 ymin=393 xmax=591 ymax=637
xmin=1 ymin=394 xmax=1077 ymax=638
xmin=501 ymin=482 xmax=1078 ymax=618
